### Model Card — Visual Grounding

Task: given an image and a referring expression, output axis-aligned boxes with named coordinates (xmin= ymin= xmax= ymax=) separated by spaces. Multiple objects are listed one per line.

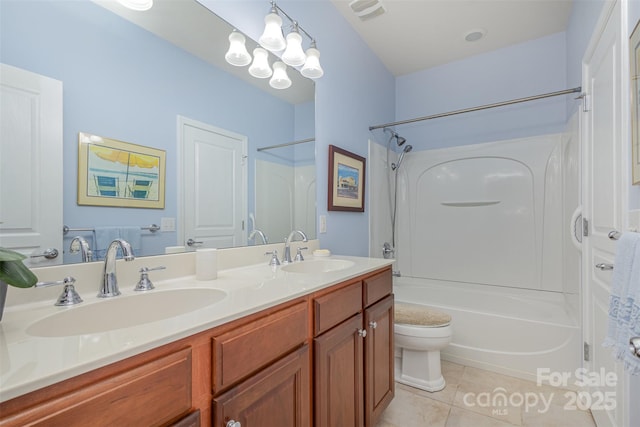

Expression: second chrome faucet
xmin=98 ymin=238 xmax=135 ymax=298
xmin=282 ymin=230 xmax=308 ymax=264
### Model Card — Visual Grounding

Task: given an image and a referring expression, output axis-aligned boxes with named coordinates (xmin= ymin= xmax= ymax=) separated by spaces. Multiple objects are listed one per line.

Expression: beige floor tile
xmin=377 ymin=386 xmax=451 ymax=427
xmin=522 ymin=398 xmax=596 ymax=427
xmin=452 ymin=370 xmax=524 ymax=425
xmin=445 ymin=406 xmax=519 ymax=427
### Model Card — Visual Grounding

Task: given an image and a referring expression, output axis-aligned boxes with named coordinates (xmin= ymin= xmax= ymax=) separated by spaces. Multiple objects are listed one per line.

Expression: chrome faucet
xmin=249 ymin=229 xmax=269 ymax=245
xmin=282 ymin=230 xmax=308 ymax=264
xmin=69 ymin=236 xmax=93 ymax=262
xmin=98 ymin=238 xmax=134 ymax=298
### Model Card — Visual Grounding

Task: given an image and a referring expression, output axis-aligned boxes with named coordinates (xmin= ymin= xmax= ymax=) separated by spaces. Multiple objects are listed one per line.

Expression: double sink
xmin=25 ymin=259 xmax=354 ymax=338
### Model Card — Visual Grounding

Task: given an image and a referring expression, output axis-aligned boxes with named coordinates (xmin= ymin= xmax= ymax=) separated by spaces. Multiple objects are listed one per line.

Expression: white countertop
xmin=0 ymin=255 xmax=392 ymax=403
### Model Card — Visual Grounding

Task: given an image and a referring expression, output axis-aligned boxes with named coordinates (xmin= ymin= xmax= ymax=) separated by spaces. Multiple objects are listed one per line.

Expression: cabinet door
xmin=314 ymin=314 xmax=364 ymax=427
xmin=364 ymin=295 xmax=394 ymax=427
xmin=212 ymin=345 xmax=310 ymax=427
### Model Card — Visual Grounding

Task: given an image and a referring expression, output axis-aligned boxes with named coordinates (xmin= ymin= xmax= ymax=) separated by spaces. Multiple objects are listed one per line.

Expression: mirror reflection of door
xmin=0 ymin=64 xmax=63 ymax=266
xmin=179 ymin=117 xmax=247 ymax=250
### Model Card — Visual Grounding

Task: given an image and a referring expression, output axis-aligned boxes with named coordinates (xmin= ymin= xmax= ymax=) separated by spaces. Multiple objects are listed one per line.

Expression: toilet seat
xmin=395 ymin=302 xmax=451 ymax=327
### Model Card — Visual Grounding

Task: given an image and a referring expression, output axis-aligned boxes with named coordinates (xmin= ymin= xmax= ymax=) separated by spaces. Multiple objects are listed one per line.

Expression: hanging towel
xmin=118 ymin=226 xmax=141 ymax=256
xmin=94 ymin=226 xmax=121 ymax=260
xmin=93 ymin=226 xmax=141 ymax=260
xmin=603 ymin=232 xmax=640 ymax=375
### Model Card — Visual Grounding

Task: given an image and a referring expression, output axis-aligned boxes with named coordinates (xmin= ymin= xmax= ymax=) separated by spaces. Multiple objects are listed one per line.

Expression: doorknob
xmin=186 ymin=238 xmax=203 ymax=247
xmin=595 ymin=263 xmax=614 ymax=271
xmin=30 ymin=248 xmax=59 ymax=259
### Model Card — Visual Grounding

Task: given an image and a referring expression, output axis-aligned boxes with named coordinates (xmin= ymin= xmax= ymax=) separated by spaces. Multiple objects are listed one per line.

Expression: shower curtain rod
xmin=368 ymin=86 xmax=582 ymax=131
xmin=256 ymin=137 xmax=315 ymax=152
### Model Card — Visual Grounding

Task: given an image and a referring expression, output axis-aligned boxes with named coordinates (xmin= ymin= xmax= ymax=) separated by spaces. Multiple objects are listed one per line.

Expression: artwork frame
xmin=630 ymin=19 xmax=640 ymax=185
xmin=77 ymin=132 xmax=166 ymax=208
xmin=328 ymin=144 xmax=366 ymax=212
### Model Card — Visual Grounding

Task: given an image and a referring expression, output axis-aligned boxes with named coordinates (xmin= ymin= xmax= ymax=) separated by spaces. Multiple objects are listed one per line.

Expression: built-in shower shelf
xmin=440 ymin=201 xmax=501 ymax=207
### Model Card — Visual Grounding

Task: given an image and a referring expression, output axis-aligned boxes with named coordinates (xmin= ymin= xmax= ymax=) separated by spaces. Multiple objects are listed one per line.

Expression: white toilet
xmin=394 ymin=302 xmax=452 ymax=392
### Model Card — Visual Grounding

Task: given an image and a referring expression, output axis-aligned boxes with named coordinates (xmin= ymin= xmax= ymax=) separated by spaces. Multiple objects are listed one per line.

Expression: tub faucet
xmin=98 ymin=238 xmax=134 ymax=298
xmin=283 ymin=230 xmax=308 ymax=264
xmin=69 ymin=236 xmax=93 ymax=262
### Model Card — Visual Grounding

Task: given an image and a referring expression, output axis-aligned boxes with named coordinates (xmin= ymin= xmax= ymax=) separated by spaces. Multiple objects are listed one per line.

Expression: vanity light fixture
xmin=225 ymin=30 xmax=252 ymax=67
xmin=116 ymin=0 xmax=153 ymax=11
xmin=270 ymin=61 xmax=292 ymax=89
xmin=248 ymin=47 xmax=273 ymax=78
xmin=224 ymin=1 xmax=322 ymax=89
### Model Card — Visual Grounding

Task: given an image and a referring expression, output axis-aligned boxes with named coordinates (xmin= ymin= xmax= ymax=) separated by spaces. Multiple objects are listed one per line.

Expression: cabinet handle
xmin=369 ymin=321 xmax=377 ymax=329
xmin=226 ymin=420 xmax=241 ymax=427
xmin=357 ymin=328 xmax=367 ymax=338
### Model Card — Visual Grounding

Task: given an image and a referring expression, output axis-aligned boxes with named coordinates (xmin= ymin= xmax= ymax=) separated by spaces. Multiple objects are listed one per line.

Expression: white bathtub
xmin=393 ymin=277 xmax=581 ymax=382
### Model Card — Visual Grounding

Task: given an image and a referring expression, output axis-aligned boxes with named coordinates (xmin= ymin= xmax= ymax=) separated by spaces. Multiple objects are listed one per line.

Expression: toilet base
xmin=394 ymin=348 xmax=446 ymax=392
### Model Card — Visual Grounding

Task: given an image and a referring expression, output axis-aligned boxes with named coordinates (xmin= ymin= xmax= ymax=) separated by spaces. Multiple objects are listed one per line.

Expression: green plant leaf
xmin=0 ymin=247 xmax=27 ymax=262
xmin=0 ymin=260 xmax=38 ymax=288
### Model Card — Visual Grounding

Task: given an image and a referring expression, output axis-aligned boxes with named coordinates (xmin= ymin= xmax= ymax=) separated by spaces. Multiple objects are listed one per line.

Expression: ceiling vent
xmin=349 ymin=0 xmax=386 ymax=21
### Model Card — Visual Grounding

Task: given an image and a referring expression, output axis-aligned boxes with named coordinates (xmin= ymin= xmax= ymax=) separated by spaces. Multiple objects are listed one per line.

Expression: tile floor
xmin=376 ymin=361 xmax=597 ymax=427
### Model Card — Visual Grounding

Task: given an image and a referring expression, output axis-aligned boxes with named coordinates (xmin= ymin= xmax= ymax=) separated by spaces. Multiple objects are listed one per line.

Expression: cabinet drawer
xmin=212 ymin=300 xmax=308 ymax=391
xmin=314 ymin=281 xmax=362 ymax=336
xmin=2 ymin=348 xmax=192 ymax=427
xmin=363 ymin=268 xmax=392 ymax=307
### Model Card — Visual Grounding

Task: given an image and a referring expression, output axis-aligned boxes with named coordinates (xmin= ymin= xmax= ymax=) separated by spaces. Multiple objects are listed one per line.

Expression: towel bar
xmin=62 ymin=224 xmax=160 ymax=235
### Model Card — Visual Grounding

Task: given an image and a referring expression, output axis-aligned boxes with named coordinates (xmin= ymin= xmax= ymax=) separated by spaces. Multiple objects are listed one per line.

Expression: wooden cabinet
xmin=0 ymin=347 xmax=193 ymax=427
xmin=0 ymin=266 xmax=393 ymax=427
xmin=313 ymin=267 xmax=394 ymax=427
xmin=212 ymin=345 xmax=310 ymax=427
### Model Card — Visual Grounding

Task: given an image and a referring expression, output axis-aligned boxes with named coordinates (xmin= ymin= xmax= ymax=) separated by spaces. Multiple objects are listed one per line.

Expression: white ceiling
xmin=330 ymin=0 xmax=574 ymax=76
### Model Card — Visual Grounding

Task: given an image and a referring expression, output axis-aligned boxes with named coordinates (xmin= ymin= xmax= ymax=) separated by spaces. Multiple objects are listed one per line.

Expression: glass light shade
xmin=117 ymin=0 xmax=153 ymax=11
xmin=248 ymin=48 xmax=272 ymax=79
xmin=281 ymin=31 xmax=306 ymax=67
xmin=225 ymin=31 xmax=251 ymax=67
xmin=301 ymin=47 xmax=324 ymax=79
xmin=269 ymin=61 xmax=292 ymax=89
xmin=259 ymin=12 xmax=286 ymax=52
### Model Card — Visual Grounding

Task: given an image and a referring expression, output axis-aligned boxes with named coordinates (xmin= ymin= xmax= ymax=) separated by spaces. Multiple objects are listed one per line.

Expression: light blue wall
xmin=202 ymin=0 xmax=396 ymax=256
xmin=392 ymin=32 xmax=568 ymax=151
xmin=1 ymin=0 xmax=302 ymax=260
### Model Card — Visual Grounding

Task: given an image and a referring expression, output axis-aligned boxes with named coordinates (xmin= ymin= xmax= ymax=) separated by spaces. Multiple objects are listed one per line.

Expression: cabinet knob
xmin=369 ymin=321 xmax=377 ymax=329
xmin=226 ymin=420 xmax=241 ymax=427
xmin=357 ymin=328 xmax=367 ymax=338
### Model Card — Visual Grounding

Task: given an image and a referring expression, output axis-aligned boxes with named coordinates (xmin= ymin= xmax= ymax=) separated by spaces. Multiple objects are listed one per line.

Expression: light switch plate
xmin=319 ymin=215 xmax=327 ymax=233
xmin=161 ymin=217 xmax=176 ymax=232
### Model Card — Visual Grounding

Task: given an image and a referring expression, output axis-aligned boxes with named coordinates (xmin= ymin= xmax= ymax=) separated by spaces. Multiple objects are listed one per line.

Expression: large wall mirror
xmin=0 ymin=0 xmax=316 ymax=265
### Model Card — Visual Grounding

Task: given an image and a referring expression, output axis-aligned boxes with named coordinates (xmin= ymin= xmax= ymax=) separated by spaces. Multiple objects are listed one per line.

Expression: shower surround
xmin=369 ymin=119 xmax=581 ymax=381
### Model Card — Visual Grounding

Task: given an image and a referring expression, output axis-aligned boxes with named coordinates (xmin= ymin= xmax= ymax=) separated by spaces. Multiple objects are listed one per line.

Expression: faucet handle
xmin=134 ymin=266 xmax=166 ymax=291
xmin=294 ymin=247 xmax=308 ymax=262
xmin=265 ymin=250 xmax=281 ymax=266
xmin=35 ymin=276 xmax=83 ymax=306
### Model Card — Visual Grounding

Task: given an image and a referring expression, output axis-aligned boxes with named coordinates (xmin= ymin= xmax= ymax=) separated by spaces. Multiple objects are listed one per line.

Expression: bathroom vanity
xmin=0 ymin=255 xmax=393 ymax=427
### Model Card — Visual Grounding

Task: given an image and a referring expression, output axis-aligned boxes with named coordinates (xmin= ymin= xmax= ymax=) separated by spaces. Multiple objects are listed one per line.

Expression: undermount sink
xmin=281 ymin=259 xmax=355 ymax=274
xmin=26 ymin=288 xmax=227 ymax=337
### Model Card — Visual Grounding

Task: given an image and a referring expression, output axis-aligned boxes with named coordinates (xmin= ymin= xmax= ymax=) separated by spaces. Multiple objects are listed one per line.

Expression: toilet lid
xmin=395 ymin=302 xmax=451 ymax=327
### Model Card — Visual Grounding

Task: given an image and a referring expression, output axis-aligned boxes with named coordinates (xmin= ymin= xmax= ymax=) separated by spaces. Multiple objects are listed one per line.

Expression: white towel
xmin=603 ymin=232 xmax=640 ymax=375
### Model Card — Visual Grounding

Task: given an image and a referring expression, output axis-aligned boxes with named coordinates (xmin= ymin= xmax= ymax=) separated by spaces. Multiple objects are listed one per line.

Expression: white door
xmin=582 ymin=1 xmax=627 ymax=425
xmin=178 ymin=117 xmax=247 ymax=250
xmin=0 ymin=64 xmax=63 ymax=266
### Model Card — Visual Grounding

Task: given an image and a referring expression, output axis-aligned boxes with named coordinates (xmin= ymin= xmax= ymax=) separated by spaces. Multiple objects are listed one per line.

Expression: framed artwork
xmin=328 ymin=144 xmax=366 ymax=212
xmin=631 ymin=20 xmax=640 ymax=185
xmin=77 ymin=132 xmax=166 ymax=208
